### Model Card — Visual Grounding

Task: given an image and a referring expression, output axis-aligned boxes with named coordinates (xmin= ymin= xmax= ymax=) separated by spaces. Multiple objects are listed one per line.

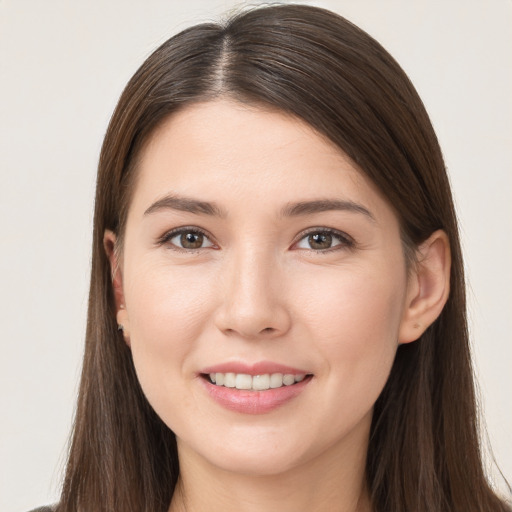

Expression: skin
xmin=106 ymin=99 xmax=450 ymax=512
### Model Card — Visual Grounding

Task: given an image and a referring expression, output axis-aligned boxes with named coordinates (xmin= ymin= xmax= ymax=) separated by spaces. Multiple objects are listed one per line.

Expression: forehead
xmin=130 ymin=99 xmax=391 ymax=220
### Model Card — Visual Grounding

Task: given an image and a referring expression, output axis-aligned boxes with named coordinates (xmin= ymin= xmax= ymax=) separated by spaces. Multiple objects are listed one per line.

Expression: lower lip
xmin=200 ymin=376 xmax=312 ymax=414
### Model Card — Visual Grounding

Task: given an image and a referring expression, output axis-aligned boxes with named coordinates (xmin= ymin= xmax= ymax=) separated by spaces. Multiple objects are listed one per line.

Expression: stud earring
xmin=118 ymin=324 xmax=124 ymax=331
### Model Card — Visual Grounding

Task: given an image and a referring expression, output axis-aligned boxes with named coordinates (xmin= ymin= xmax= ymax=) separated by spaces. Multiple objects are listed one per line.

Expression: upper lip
xmin=200 ymin=361 xmax=311 ymax=376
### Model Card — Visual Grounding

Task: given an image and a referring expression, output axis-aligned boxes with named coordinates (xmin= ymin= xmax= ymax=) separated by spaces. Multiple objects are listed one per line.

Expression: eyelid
xmin=292 ymin=227 xmax=355 ymax=251
xmin=156 ymin=226 xmax=217 ymax=251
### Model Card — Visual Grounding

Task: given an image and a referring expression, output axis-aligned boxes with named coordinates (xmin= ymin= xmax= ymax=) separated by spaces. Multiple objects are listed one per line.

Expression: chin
xmin=204 ymin=446 xmax=308 ymax=477
xmin=176 ymin=424 xmax=316 ymax=477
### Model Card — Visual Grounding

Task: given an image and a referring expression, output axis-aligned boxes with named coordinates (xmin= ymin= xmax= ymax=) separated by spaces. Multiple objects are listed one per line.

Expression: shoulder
xmin=27 ymin=507 xmax=56 ymax=512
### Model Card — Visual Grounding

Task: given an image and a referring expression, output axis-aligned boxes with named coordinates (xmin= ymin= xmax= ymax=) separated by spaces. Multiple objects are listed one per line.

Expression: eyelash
xmin=293 ymin=227 xmax=355 ymax=253
xmin=156 ymin=226 xmax=217 ymax=253
xmin=156 ymin=227 xmax=354 ymax=253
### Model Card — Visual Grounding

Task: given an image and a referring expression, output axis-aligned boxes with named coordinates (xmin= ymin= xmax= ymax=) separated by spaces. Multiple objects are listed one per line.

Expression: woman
xmin=34 ymin=4 xmax=509 ymax=512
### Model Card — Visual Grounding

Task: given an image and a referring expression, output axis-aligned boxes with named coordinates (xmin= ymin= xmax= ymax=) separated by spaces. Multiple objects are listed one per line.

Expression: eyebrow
xmin=144 ymin=194 xmax=227 ymax=217
xmin=144 ymin=194 xmax=374 ymax=222
xmin=280 ymin=199 xmax=375 ymax=222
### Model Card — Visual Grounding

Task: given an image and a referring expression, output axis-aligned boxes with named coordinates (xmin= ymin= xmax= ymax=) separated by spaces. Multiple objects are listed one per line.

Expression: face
xmin=115 ymin=99 xmax=414 ymax=476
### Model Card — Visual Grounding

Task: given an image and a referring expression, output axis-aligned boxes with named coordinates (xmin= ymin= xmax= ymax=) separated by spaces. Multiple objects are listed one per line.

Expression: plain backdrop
xmin=1 ymin=1 xmax=510 ymax=510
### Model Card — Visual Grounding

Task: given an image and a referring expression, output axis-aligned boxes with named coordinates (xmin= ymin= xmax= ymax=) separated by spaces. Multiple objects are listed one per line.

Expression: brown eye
xmin=308 ymin=233 xmax=333 ymax=250
xmin=180 ymin=232 xmax=204 ymax=249
xmin=167 ymin=229 xmax=214 ymax=250
xmin=295 ymin=229 xmax=352 ymax=251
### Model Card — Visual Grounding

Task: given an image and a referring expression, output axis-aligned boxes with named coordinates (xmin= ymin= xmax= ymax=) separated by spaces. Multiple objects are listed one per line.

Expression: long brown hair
xmin=58 ymin=5 xmax=509 ymax=511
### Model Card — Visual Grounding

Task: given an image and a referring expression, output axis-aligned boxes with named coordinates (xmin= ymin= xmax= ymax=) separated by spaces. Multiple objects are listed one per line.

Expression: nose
xmin=214 ymin=248 xmax=292 ymax=340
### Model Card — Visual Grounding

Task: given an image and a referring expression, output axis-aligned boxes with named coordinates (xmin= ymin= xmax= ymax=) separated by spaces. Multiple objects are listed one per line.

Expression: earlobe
xmin=116 ymin=304 xmax=130 ymax=345
xmin=398 ymin=230 xmax=451 ymax=343
xmin=104 ymin=230 xmax=131 ymax=346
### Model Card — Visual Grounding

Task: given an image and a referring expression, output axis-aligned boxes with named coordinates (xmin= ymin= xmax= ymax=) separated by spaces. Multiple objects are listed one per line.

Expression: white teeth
xmin=224 ymin=373 xmax=236 ymax=388
xmin=252 ymin=374 xmax=270 ymax=390
xmin=270 ymin=373 xmax=283 ymax=388
xmin=207 ymin=372 xmax=307 ymax=391
xmin=283 ymin=374 xmax=295 ymax=386
xmin=235 ymin=374 xmax=252 ymax=390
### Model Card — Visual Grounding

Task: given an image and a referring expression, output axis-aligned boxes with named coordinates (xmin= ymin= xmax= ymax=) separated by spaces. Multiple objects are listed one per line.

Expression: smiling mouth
xmin=202 ymin=372 xmax=312 ymax=391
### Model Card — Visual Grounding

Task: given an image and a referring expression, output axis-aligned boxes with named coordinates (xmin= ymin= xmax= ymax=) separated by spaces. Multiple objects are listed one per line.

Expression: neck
xmin=169 ymin=418 xmax=372 ymax=512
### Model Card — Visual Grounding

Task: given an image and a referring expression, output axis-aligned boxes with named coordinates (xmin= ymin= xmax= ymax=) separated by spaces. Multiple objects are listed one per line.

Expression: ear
xmin=104 ymin=230 xmax=131 ymax=346
xmin=398 ymin=230 xmax=451 ymax=343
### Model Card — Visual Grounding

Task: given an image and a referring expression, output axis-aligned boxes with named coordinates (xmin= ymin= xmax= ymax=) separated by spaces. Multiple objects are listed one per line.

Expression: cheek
xmin=123 ymin=262 xmax=216 ymax=402
xmin=295 ymin=260 xmax=406 ymax=387
xmin=127 ymin=260 xmax=216 ymax=338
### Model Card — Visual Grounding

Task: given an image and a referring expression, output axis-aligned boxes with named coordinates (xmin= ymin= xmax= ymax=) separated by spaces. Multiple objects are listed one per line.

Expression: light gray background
xmin=1 ymin=1 xmax=510 ymax=510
